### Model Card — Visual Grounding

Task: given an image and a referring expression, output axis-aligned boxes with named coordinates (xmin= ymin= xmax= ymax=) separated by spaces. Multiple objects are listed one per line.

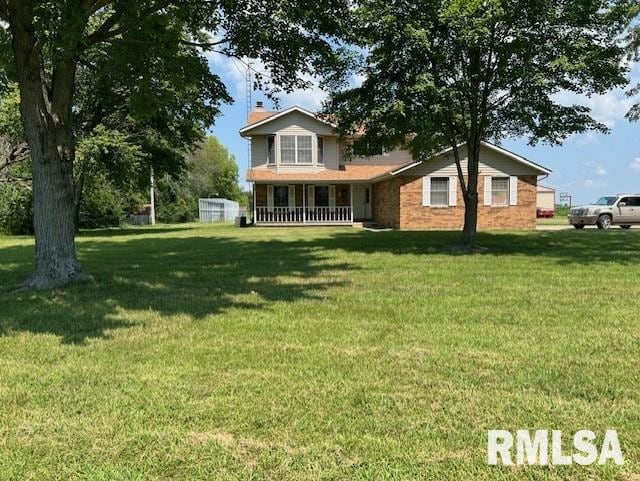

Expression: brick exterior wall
xmin=372 ymin=178 xmax=402 ymax=228
xmin=373 ymin=175 xmax=537 ymax=230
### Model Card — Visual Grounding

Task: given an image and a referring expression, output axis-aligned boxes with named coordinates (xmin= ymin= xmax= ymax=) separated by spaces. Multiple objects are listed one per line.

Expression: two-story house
xmin=241 ymin=103 xmax=552 ymax=230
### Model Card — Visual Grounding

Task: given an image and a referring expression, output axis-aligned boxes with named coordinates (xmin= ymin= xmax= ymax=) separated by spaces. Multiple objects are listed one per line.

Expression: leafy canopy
xmin=329 ymin=0 xmax=632 ymax=157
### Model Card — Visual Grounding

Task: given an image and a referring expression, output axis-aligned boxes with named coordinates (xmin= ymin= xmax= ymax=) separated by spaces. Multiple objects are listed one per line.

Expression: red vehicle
xmin=536 ymin=208 xmax=555 ymax=218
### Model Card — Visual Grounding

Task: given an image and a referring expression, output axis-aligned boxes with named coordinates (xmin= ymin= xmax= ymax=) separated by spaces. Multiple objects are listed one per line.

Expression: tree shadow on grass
xmin=0 ymin=233 xmax=355 ymax=344
xmin=318 ymin=228 xmax=640 ymax=265
xmin=76 ymin=226 xmax=193 ymax=238
xmin=0 ymin=226 xmax=638 ymax=344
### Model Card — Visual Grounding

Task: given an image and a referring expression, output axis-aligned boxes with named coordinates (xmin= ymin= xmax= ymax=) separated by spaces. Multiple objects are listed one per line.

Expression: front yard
xmin=0 ymin=224 xmax=639 ymax=480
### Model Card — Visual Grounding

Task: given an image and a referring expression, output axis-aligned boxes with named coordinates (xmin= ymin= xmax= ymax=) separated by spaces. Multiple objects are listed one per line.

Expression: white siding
xmin=407 ymin=145 xmax=541 ymax=177
xmin=246 ymin=111 xmax=336 ymax=136
xmin=251 ymin=136 xmax=268 ymax=168
xmin=323 ymin=137 xmax=339 ymax=170
xmin=247 ymin=111 xmax=340 ymax=170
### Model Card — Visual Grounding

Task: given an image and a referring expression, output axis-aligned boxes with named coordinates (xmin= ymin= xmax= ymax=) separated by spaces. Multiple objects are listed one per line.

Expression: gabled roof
xmin=240 ymin=106 xmax=337 ymax=135
xmin=389 ymin=141 xmax=552 ymax=176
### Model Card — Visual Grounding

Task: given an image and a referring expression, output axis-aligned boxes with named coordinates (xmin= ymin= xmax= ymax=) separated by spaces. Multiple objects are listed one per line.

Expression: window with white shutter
xmin=288 ymin=185 xmax=296 ymax=209
xmin=422 ymin=176 xmax=431 ymax=206
xmin=307 ymin=185 xmax=315 ymax=208
xmin=267 ymin=185 xmax=274 ymax=210
xmin=509 ymin=176 xmax=518 ymax=205
xmin=449 ymin=176 xmax=457 ymax=207
xmin=484 ymin=176 xmax=492 ymax=206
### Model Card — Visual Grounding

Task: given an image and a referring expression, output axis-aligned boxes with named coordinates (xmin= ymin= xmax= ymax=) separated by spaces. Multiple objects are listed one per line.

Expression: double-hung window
xmin=280 ymin=135 xmax=296 ymax=163
xmin=491 ymin=177 xmax=509 ymax=205
xmin=430 ymin=177 xmax=450 ymax=206
xmin=297 ymin=136 xmax=312 ymax=163
xmin=279 ymin=135 xmax=313 ymax=164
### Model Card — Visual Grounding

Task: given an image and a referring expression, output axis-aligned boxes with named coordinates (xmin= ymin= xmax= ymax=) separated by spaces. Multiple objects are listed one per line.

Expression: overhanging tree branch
xmin=0 ymin=139 xmax=29 ymax=171
xmin=83 ymin=0 xmax=173 ymax=47
xmin=0 ymin=0 xmax=8 ymax=22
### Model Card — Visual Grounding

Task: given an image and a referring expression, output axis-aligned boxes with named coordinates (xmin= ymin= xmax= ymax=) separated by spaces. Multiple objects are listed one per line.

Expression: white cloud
xmin=554 ymin=89 xmax=633 ymax=129
xmin=584 ymin=179 xmax=607 ymax=188
xmin=630 ymin=157 xmax=640 ymax=172
xmin=583 ymin=160 xmax=607 ymax=177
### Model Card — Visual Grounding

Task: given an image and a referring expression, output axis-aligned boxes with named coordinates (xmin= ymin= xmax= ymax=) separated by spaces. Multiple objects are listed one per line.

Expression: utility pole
xmin=149 ymin=165 xmax=156 ymax=225
xmin=245 ymin=60 xmax=253 ymax=167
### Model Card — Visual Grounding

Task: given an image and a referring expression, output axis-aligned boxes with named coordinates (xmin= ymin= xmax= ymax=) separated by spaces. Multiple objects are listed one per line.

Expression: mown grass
xmin=1 ymin=224 xmax=639 ymax=481
xmin=536 ymin=215 xmax=569 ymax=226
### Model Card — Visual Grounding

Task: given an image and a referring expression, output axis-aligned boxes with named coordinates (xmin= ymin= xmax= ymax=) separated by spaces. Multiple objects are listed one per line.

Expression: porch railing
xmin=255 ymin=206 xmax=352 ymax=224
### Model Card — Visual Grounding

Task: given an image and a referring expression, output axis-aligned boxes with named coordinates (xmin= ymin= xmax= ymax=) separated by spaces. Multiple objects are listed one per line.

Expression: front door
xmin=353 ymin=184 xmax=372 ymax=220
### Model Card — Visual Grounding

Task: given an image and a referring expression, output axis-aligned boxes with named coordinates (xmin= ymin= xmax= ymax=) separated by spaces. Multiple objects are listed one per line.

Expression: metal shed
xmin=198 ymin=198 xmax=240 ymax=223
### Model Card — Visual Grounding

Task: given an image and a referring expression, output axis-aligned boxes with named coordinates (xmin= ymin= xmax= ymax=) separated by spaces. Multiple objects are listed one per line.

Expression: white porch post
xmin=253 ymin=183 xmax=257 ymax=224
xmin=350 ymin=184 xmax=354 ymax=223
xmin=302 ymin=183 xmax=306 ymax=224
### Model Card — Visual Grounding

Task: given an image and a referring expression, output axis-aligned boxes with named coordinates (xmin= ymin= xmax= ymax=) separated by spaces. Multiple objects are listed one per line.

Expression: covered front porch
xmin=253 ymin=183 xmax=372 ymax=225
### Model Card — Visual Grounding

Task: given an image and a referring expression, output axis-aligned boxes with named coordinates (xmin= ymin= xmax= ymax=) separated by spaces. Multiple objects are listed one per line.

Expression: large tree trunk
xmin=9 ymin=4 xmax=87 ymax=289
xmin=24 ymin=128 xmax=84 ymax=289
xmin=459 ymin=135 xmax=481 ymax=249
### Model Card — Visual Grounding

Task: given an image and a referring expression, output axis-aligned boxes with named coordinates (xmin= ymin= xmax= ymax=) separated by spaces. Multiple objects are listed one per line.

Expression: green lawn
xmin=1 ymin=224 xmax=639 ymax=480
xmin=537 ymin=215 xmax=569 ymax=226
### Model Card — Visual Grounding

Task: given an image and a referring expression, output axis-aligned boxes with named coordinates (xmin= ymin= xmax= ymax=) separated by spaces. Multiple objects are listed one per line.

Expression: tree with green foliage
xmin=329 ymin=0 xmax=633 ymax=248
xmin=156 ymin=136 xmax=243 ymax=223
xmin=183 ymin=136 xmax=243 ymax=203
xmin=0 ymin=83 xmax=31 ymax=234
xmin=0 ymin=0 xmax=350 ymax=288
xmin=624 ymin=2 xmax=640 ymax=120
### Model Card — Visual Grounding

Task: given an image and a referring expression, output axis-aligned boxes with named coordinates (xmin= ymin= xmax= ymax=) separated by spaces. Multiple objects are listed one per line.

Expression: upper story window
xmin=267 ymin=136 xmax=275 ymax=164
xmin=280 ymin=135 xmax=313 ymax=164
xmin=317 ymin=137 xmax=324 ymax=164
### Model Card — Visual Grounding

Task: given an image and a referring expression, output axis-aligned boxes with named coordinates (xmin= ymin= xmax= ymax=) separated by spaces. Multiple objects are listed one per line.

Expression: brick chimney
xmin=248 ymin=101 xmax=275 ymax=125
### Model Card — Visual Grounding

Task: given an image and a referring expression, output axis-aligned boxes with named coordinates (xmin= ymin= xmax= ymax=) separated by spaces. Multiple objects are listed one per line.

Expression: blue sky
xmin=208 ymin=53 xmax=640 ymax=205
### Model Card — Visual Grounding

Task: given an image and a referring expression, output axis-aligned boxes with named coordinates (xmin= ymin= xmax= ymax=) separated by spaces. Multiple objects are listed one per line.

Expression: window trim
xmin=430 ymin=177 xmax=450 ymax=207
